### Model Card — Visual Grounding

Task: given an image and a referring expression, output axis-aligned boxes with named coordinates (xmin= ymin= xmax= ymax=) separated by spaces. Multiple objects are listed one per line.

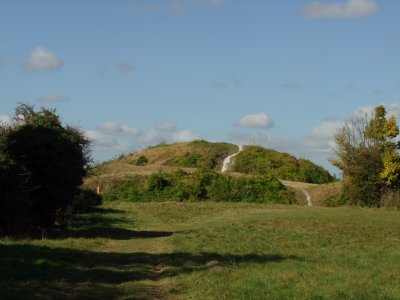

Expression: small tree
xmin=0 ymin=104 xmax=91 ymax=234
xmin=331 ymin=105 xmax=400 ymax=206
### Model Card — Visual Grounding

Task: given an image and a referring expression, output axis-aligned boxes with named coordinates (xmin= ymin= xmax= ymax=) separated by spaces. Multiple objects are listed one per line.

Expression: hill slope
xmin=232 ymin=146 xmax=335 ymax=184
xmin=121 ymin=140 xmax=238 ymax=170
xmin=89 ymin=141 xmax=334 ymax=186
xmin=90 ymin=140 xmax=238 ymax=180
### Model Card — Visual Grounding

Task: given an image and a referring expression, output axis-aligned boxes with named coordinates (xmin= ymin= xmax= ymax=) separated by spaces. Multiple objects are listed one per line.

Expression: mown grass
xmin=1 ymin=202 xmax=400 ymax=299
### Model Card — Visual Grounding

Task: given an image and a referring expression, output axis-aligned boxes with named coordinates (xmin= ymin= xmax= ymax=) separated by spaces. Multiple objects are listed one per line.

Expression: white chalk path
xmin=301 ymin=189 xmax=312 ymax=207
xmin=221 ymin=145 xmax=243 ymax=172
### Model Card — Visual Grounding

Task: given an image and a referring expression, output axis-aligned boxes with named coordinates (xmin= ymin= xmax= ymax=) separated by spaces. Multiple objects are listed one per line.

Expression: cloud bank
xmin=303 ymin=0 xmax=378 ymax=19
xmin=86 ymin=121 xmax=201 ymax=155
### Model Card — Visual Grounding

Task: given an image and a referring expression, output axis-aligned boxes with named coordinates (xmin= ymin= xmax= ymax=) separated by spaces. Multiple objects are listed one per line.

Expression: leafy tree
xmin=0 ymin=104 xmax=92 ymax=234
xmin=331 ymin=105 xmax=400 ymax=206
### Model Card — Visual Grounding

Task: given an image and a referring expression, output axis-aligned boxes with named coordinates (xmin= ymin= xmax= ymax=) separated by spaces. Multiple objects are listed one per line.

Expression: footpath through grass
xmin=1 ymin=202 xmax=400 ymax=299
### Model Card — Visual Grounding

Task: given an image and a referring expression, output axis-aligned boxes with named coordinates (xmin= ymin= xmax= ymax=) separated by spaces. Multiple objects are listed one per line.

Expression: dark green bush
xmin=72 ymin=189 xmax=102 ymax=213
xmin=135 ymin=155 xmax=148 ymax=166
xmin=0 ymin=104 xmax=91 ymax=235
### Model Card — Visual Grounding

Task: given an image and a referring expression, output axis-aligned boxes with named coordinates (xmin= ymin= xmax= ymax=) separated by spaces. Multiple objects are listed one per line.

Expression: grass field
xmin=1 ymin=202 xmax=400 ymax=299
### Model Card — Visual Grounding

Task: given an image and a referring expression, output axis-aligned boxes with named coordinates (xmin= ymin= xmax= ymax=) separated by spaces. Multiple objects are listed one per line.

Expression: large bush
xmin=232 ymin=146 xmax=335 ymax=184
xmin=0 ymin=104 xmax=93 ymax=234
xmin=102 ymin=170 xmax=293 ymax=204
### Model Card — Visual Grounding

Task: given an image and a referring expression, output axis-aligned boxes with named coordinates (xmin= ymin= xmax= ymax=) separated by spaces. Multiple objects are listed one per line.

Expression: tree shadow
xmin=45 ymin=208 xmax=173 ymax=240
xmin=0 ymin=243 xmax=301 ymax=299
xmin=49 ymin=227 xmax=174 ymax=240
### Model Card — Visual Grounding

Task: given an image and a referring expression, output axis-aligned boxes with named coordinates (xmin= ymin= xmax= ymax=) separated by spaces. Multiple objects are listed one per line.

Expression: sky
xmin=1 ymin=0 xmax=399 ymax=175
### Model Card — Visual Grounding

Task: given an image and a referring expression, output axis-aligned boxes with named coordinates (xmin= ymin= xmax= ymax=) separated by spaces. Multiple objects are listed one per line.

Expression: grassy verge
xmin=1 ymin=202 xmax=400 ymax=299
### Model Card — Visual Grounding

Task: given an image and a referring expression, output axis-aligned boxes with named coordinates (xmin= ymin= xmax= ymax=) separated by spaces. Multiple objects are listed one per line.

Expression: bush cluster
xmin=232 ymin=146 xmax=335 ymax=184
xmin=102 ymin=170 xmax=293 ymax=204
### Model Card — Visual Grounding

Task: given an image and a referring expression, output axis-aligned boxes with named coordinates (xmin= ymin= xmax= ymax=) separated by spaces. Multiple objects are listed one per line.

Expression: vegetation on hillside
xmin=232 ymin=146 xmax=335 ymax=184
xmin=332 ymin=105 xmax=400 ymax=207
xmin=120 ymin=140 xmax=238 ymax=171
xmin=0 ymin=104 xmax=100 ymax=235
xmin=102 ymin=170 xmax=293 ymax=204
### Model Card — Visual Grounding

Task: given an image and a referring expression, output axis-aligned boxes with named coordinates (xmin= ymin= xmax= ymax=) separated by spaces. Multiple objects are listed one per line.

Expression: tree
xmin=0 ymin=104 xmax=92 ymax=234
xmin=331 ymin=105 xmax=400 ymax=206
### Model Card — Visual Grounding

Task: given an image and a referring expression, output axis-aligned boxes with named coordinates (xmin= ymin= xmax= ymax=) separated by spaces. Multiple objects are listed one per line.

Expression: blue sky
xmin=1 ymin=0 xmax=399 ymax=175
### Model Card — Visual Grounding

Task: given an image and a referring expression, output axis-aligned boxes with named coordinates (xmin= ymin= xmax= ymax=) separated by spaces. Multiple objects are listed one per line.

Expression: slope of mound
xmin=231 ymin=146 xmax=335 ymax=184
xmin=120 ymin=140 xmax=238 ymax=170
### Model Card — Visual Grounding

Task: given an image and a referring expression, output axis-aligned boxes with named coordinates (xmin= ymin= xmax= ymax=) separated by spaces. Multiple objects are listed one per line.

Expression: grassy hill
xmin=121 ymin=140 xmax=238 ymax=170
xmin=232 ymin=146 xmax=335 ymax=184
xmin=86 ymin=141 xmax=338 ymax=205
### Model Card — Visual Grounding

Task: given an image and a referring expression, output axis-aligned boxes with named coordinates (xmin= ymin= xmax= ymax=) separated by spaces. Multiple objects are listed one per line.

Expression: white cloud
xmin=0 ymin=115 xmax=11 ymax=125
xmin=116 ymin=62 xmax=135 ymax=73
xmin=303 ymin=0 xmax=378 ymax=19
xmin=236 ymin=112 xmax=274 ymax=129
xmin=85 ymin=130 xmax=119 ymax=148
xmin=170 ymin=0 xmax=185 ymax=13
xmin=230 ymin=119 xmax=344 ymax=162
xmin=139 ymin=129 xmax=163 ymax=143
xmin=156 ymin=122 xmax=177 ymax=132
xmin=386 ymin=103 xmax=400 ymax=119
xmin=25 ymin=47 xmax=63 ymax=70
xmin=172 ymin=130 xmax=201 ymax=142
xmin=36 ymin=93 xmax=69 ymax=103
xmin=98 ymin=121 xmax=141 ymax=136
xmin=121 ymin=125 xmax=142 ymax=136
xmin=304 ymin=120 xmax=345 ymax=153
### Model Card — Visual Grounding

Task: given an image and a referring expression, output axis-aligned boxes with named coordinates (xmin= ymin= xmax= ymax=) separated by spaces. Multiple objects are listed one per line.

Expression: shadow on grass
xmin=45 ymin=208 xmax=173 ymax=240
xmin=49 ymin=227 xmax=174 ymax=240
xmin=0 ymin=243 xmax=300 ymax=299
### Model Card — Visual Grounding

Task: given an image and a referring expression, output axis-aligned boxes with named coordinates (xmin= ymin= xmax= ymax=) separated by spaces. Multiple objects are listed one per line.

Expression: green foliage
xmin=332 ymin=105 xmax=400 ymax=207
xmin=232 ymin=146 xmax=334 ymax=184
xmin=172 ymin=152 xmax=202 ymax=167
xmin=0 ymin=104 xmax=93 ymax=235
xmin=102 ymin=170 xmax=292 ymax=204
xmin=135 ymin=155 xmax=148 ymax=166
xmin=164 ymin=141 xmax=238 ymax=170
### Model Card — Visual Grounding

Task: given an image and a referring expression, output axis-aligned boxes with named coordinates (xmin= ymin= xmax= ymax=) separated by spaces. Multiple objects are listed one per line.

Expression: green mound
xmin=232 ymin=146 xmax=335 ymax=184
xmin=117 ymin=140 xmax=238 ymax=170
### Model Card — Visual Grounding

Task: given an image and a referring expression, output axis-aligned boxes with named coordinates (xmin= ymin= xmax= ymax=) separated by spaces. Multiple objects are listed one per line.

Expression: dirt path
xmin=301 ymin=189 xmax=312 ymax=206
xmin=280 ymin=180 xmax=316 ymax=206
xmin=221 ymin=145 xmax=243 ymax=172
